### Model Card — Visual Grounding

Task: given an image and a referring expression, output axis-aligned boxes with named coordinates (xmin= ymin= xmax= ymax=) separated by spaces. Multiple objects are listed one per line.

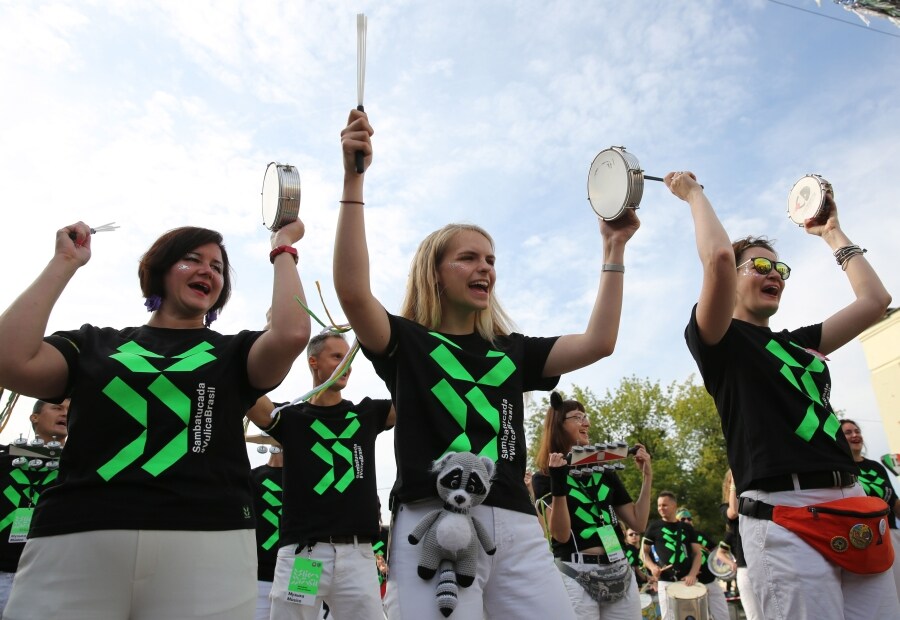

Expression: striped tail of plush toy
xmin=435 ymin=560 xmax=458 ymax=617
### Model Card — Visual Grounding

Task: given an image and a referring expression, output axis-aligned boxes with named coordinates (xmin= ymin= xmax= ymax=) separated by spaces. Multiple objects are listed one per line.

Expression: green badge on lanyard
xmin=286 ymin=557 xmax=323 ymax=605
xmin=597 ymin=524 xmax=625 ymax=561
xmin=9 ymin=507 xmax=34 ymax=543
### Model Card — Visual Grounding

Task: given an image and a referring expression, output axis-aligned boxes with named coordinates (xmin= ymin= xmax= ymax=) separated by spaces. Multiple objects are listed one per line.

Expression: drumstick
xmin=354 ymin=13 xmax=367 ymax=174
xmin=68 ymin=221 xmax=120 ymax=241
xmin=644 ymin=174 xmax=704 ymax=189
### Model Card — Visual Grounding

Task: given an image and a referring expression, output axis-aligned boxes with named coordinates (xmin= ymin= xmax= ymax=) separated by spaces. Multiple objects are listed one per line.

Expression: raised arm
xmin=0 ymin=222 xmax=93 ymax=397
xmin=545 ymin=453 xmax=573 ymax=543
xmin=333 ymin=109 xmax=391 ymax=355
xmin=667 ymin=171 xmax=736 ymax=346
xmin=614 ymin=444 xmax=653 ymax=532
xmin=246 ymin=395 xmax=276 ymax=430
xmin=542 ymin=210 xmax=640 ymax=377
xmin=247 ymin=220 xmax=311 ymax=390
xmin=807 ymin=195 xmax=891 ymax=355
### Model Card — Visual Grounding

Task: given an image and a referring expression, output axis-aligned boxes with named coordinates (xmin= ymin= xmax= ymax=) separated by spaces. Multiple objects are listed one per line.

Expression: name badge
xmin=286 ymin=557 xmax=322 ymax=605
xmin=9 ymin=507 xmax=34 ymax=543
xmin=597 ymin=524 xmax=625 ymax=561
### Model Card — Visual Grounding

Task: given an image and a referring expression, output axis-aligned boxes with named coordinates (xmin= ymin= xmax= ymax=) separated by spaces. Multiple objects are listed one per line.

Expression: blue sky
xmin=1 ymin=1 xmax=898 ymax=513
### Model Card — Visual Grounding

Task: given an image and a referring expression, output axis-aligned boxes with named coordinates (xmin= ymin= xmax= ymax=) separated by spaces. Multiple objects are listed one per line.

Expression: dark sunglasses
xmin=737 ymin=257 xmax=791 ymax=280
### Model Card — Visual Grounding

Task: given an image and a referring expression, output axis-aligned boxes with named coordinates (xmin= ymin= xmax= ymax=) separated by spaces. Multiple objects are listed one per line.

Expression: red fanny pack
xmin=772 ymin=496 xmax=893 ymax=574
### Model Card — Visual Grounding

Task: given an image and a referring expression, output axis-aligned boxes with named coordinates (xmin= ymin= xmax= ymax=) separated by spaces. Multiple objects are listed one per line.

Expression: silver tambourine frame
xmin=262 ymin=162 xmax=301 ymax=231
xmin=587 ymin=146 xmax=645 ymax=221
xmin=706 ymin=547 xmax=737 ymax=580
xmin=787 ymin=174 xmax=833 ymax=227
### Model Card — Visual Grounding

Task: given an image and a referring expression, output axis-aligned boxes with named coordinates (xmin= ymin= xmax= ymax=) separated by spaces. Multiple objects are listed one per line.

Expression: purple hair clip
xmin=204 ymin=309 xmax=219 ymax=327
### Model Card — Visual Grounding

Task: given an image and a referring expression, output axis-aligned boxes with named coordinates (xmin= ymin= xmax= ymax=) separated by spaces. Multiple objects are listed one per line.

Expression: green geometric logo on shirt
xmin=661 ymin=526 xmax=688 ymax=564
xmin=766 ymin=340 xmax=840 ymax=443
xmin=427 ymin=332 xmax=516 ymax=461
xmin=567 ymin=472 xmax=612 ymax=541
xmin=0 ymin=468 xmax=58 ymax=531
xmin=98 ymin=341 xmax=215 ymax=481
xmin=858 ymin=467 xmax=886 ymax=499
xmin=310 ymin=412 xmax=360 ymax=495
xmin=260 ymin=477 xmax=283 ymax=550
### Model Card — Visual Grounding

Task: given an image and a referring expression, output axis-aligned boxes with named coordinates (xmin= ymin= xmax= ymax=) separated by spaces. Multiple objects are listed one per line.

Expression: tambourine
xmin=706 ymin=547 xmax=737 ymax=580
xmin=587 ymin=147 xmax=648 ymax=220
xmin=568 ymin=441 xmax=638 ymax=466
xmin=787 ymin=174 xmax=833 ymax=226
xmin=262 ymin=162 xmax=301 ymax=231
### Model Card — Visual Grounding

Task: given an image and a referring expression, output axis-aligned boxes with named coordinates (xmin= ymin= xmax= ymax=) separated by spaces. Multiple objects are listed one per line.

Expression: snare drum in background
xmin=262 ymin=162 xmax=301 ymax=230
xmin=666 ymin=582 xmax=709 ymax=620
xmin=787 ymin=174 xmax=832 ymax=226
xmin=587 ymin=146 xmax=645 ymax=220
xmin=640 ymin=592 xmax=661 ymax=620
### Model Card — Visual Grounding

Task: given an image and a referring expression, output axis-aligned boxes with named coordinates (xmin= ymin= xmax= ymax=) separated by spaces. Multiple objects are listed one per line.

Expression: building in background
xmin=859 ymin=308 xmax=900 ymax=453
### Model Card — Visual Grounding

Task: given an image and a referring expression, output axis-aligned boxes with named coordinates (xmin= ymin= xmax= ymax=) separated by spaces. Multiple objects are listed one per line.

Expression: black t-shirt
xmin=0 ymin=446 xmax=60 ymax=572
xmin=685 ymin=305 xmax=854 ymax=494
xmin=532 ymin=468 xmax=633 ymax=558
xmin=362 ymin=313 xmax=559 ymax=514
xmin=263 ymin=398 xmax=391 ymax=547
xmin=643 ymin=519 xmax=698 ymax=581
xmin=32 ymin=324 xmax=266 ymax=536
xmin=856 ymin=457 xmax=898 ymax=529
xmin=694 ymin=528 xmax=718 ymax=585
xmin=251 ymin=464 xmax=283 ymax=582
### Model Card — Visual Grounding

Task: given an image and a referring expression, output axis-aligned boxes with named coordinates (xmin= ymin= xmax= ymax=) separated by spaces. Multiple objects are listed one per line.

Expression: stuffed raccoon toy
xmin=407 ymin=451 xmax=497 ymax=617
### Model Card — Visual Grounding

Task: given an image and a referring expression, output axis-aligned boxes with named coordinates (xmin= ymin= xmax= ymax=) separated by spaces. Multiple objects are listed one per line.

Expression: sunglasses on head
xmin=737 ymin=257 xmax=791 ymax=280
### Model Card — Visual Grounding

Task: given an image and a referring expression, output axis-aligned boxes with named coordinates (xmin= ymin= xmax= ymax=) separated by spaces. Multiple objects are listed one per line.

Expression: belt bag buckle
xmin=772 ymin=496 xmax=893 ymax=575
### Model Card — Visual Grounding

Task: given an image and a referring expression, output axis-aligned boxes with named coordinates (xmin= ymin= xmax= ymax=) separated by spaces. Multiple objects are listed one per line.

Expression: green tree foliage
xmin=526 ymin=375 xmax=729 ymax=535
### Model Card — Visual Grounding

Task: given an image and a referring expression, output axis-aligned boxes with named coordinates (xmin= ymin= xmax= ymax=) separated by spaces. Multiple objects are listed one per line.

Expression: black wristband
xmin=549 ymin=465 xmax=569 ymax=496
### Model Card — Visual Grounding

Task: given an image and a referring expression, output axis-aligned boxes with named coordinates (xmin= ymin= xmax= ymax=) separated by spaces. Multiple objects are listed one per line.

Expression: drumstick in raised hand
xmin=354 ymin=13 xmax=367 ymax=174
xmin=68 ymin=222 xmax=120 ymax=242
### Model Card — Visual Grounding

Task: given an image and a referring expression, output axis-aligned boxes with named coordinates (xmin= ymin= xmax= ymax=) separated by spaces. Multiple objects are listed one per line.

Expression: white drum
xmin=261 ymin=162 xmax=301 ymax=231
xmin=666 ymin=582 xmax=709 ymax=620
xmin=587 ymin=146 xmax=645 ymax=220
xmin=787 ymin=174 xmax=832 ymax=226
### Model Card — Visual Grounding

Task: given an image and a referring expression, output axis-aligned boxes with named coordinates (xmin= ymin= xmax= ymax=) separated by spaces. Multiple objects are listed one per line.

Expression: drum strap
xmin=739 ymin=495 xmax=893 ymax=574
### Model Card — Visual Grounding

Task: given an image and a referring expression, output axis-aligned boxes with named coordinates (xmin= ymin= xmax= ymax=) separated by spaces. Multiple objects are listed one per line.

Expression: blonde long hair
xmin=399 ymin=223 xmax=514 ymax=342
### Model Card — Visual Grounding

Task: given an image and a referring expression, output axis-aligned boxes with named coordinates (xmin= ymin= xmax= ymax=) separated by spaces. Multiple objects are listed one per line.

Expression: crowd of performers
xmin=0 ymin=108 xmax=896 ymax=620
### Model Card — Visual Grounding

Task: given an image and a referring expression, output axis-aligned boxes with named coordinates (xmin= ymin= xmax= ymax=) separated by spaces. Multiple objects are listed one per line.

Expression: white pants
xmin=735 ymin=566 xmax=762 ymax=620
xmin=0 ymin=571 xmax=14 ymax=616
xmin=384 ymin=500 xmax=575 ymax=620
xmin=269 ymin=540 xmax=382 ymax=620
xmin=740 ymin=484 xmax=900 ymax=620
xmin=703 ymin=580 xmax=729 ymax=620
xmin=4 ymin=529 xmax=256 ymax=620
xmin=256 ymin=580 xmax=273 ymax=620
xmin=559 ymin=559 xmax=640 ymax=620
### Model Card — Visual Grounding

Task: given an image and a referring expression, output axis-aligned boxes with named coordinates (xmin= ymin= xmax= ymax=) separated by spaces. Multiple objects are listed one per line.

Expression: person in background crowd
xmin=0 ymin=399 xmax=69 ymax=614
xmin=676 ymin=508 xmax=729 ymax=620
xmin=641 ymin=491 xmax=703 ymax=620
xmin=841 ymin=418 xmax=900 ymax=602
xmin=720 ymin=468 xmax=762 ymax=620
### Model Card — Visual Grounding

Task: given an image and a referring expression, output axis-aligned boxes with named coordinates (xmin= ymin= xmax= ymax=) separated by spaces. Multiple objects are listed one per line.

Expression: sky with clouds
xmin=1 ymin=0 xmax=898 ymax=514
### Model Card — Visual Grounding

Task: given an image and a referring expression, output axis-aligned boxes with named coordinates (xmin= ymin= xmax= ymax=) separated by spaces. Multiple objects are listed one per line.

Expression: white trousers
xmin=4 ymin=529 xmax=256 ymax=620
xmin=269 ymin=540 xmax=382 ymax=620
xmin=559 ymin=559 xmax=640 ymax=620
xmin=740 ymin=484 xmax=900 ymax=620
xmin=892 ymin=528 xmax=900 ymax=603
xmin=384 ymin=500 xmax=575 ymax=620
xmin=703 ymin=580 xmax=729 ymax=620
xmin=735 ymin=566 xmax=762 ymax=620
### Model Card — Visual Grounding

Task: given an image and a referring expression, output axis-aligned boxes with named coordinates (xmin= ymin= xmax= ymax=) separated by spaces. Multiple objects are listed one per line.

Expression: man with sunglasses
xmin=667 ymin=170 xmax=896 ymax=620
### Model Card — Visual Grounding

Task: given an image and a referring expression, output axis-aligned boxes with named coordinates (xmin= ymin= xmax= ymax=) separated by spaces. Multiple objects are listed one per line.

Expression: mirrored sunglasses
xmin=737 ymin=257 xmax=791 ymax=280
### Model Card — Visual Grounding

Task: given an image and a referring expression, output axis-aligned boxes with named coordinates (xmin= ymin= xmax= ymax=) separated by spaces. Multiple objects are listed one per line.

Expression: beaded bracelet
xmin=833 ymin=245 xmax=867 ymax=271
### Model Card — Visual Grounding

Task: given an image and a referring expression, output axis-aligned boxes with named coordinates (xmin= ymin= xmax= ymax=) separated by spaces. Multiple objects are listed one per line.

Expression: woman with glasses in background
xmin=532 ymin=392 xmax=652 ymax=619
xmin=670 ymin=169 xmax=897 ymax=620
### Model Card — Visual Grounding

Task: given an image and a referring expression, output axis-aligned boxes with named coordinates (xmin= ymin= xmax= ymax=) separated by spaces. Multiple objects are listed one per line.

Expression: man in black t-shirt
xmin=641 ymin=491 xmax=703 ymax=620
xmin=251 ymin=445 xmax=283 ymax=620
xmin=677 ymin=509 xmax=730 ymax=620
xmin=0 ymin=399 xmax=69 ymax=614
xmin=247 ymin=331 xmax=394 ymax=620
